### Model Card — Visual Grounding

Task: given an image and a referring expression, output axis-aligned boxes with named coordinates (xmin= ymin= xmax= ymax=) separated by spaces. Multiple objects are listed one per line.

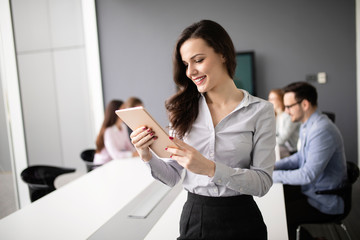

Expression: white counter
xmin=0 ymin=158 xmax=153 ymax=239
xmin=0 ymin=157 xmax=288 ymax=240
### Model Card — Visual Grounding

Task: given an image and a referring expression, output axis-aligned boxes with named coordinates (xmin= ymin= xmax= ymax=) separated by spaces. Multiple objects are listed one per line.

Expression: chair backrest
xmin=315 ymin=161 xmax=359 ymax=221
xmin=21 ymin=165 xmax=76 ymax=202
xmin=80 ymin=149 xmax=96 ymax=162
xmin=322 ymin=111 xmax=336 ymax=123
xmin=338 ymin=161 xmax=359 ymax=219
xmin=80 ymin=149 xmax=102 ymax=172
xmin=346 ymin=161 xmax=359 ymax=184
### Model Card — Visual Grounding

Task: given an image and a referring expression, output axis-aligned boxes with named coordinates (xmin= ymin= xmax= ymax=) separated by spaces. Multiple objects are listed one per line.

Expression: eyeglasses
xmin=284 ymin=100 xmax=303 ymax=110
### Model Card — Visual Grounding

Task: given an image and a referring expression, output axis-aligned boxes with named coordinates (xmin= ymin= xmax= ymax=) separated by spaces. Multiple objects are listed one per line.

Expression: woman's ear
xmin=221 ymin=55 xmax=226 ymax=63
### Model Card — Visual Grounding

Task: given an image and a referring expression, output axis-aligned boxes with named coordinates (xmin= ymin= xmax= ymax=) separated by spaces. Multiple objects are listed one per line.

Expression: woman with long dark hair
xmin=130 ymin=20 xmax=276 ymax=239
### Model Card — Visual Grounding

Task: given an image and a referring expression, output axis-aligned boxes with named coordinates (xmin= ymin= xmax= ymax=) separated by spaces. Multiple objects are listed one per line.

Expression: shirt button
xmin=217 ymin=179 xmax=222 ymax=183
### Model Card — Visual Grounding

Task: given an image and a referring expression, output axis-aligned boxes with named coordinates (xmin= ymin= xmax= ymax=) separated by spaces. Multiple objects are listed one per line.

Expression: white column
xmin=357 ymin=0 xmax=360 ymax=167
xmin=0 ymin=0 xmax=30 ymax=208
xmin=82 ymin=0 xmax=104 ymax=135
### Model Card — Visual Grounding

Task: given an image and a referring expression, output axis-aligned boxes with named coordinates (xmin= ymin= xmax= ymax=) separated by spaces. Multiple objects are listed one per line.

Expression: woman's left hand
xmin=166 ymin=137 xmax=215 ymax=177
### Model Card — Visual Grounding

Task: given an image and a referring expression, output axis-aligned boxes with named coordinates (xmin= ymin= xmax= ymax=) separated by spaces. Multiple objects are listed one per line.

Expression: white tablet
xmin=115 ymin=106 xmax=177 ymax=158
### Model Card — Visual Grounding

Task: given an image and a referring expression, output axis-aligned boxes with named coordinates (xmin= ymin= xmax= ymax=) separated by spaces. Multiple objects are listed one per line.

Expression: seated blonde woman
xmin=268 ymin=89 xmax=300 ymax=158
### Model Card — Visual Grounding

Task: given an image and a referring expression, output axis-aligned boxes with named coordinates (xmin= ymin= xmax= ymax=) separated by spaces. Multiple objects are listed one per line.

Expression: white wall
xmin=97 ymin=0 xmax=357 ymax=163
xmin=0 ymin=0 xmax=103 ymax=207
xmin=11 ymin=0 xmax=99 ymax=170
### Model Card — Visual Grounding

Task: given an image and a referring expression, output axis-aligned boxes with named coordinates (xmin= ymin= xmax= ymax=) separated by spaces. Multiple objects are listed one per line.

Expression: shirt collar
xmin=302 ymin=110 xmax=320 ymax=129
xmin=237 ymin=89 xmax=260 ymax=109
xmin=200 ymin=89 xmax=260 ymax=112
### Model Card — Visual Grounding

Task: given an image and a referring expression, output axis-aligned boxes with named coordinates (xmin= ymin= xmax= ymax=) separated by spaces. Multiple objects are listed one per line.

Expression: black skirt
xmin=177 ymin=192 xmax=267 ymax=240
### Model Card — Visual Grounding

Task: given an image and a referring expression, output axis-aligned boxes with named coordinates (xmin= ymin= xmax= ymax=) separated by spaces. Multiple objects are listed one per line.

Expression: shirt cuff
xmin=211 ymin=162 xmax=234 ymax=186
xmin=143 ymin=154 xmax=157 ymax=165
xmin=144 ymin=154 xmax=169 ymax=171
xmin=272 ymin=170 xmax=282 ymax=183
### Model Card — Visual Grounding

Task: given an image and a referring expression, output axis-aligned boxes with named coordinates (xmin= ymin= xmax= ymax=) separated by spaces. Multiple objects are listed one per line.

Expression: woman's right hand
xmin=130 ymin=126 xmax=157 ymax=162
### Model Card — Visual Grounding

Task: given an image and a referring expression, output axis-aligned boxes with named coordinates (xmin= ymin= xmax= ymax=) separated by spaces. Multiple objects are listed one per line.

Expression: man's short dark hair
xmin=283 ymin=81 xmax=318 ymax=106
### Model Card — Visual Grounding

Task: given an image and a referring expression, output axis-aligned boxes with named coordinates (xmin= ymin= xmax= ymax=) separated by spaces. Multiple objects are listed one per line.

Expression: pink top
xmin=94 ymin=123 xmax=134 ymax=165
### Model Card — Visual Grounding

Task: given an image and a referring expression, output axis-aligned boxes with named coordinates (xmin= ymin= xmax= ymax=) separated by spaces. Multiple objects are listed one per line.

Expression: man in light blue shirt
xmin=273 ymin=82 xmax=347 ymax=240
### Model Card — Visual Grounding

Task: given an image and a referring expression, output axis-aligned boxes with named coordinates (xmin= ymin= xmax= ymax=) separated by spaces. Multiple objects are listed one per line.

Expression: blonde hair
xmin=122 ymin=97 xmax=143 ymax=109
xmin=269 ymin=89 xmax=285 ymax=111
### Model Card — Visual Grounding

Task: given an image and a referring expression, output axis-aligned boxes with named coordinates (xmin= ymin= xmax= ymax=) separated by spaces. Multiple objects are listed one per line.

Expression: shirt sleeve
xmin=104 ymin=128 xmax=133 ymax=159
xmin=274 ymin=153 xmax=300 ymax=170
xmin=211 ymin=103 xmax=276 ymax=197
xmin=145 ymin=155 xmax=183 ymax=187
xmin=272 ymin=153 xmax=299 ymax=182
xmin=272 ymin=124 xmax=335 ymax=185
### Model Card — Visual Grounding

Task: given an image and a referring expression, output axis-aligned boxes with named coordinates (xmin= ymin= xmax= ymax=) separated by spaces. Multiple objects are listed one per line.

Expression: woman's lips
xmin=193 ymin=76 xmax=206 ymax=85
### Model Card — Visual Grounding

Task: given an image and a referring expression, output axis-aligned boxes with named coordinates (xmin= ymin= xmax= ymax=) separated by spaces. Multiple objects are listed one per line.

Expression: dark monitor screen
xmin=233 ymin=51 xmax=256 ymax=96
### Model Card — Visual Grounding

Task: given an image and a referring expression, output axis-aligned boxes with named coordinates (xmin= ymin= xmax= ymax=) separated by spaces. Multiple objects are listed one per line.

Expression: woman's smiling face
xmin=180 ymin=38 xmax=228 ymax=93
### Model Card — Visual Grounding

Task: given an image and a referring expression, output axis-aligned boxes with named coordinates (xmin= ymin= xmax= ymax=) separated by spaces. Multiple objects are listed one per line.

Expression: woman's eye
xmin=195 ymin=59 xmax=204 ymax=63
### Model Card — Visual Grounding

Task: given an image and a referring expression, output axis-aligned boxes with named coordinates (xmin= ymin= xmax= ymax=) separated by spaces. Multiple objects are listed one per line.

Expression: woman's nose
xmin=186 ymin=63 xmax=197 ymax=78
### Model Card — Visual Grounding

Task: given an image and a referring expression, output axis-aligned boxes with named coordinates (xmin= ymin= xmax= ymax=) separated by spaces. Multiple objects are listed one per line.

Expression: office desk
xmin=0 ymin=158 xmax=288 ymax=240
xmin=255 ymin=184 xmax=288 ymax=240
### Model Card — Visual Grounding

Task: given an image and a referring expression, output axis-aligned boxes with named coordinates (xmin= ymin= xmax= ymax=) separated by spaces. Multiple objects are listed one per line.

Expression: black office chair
xmin=80 ymin=149 xmax=102 ymax=172
xmin=21 ymin=165 xmax=76 ymax=202
xmin=296 ymin=161 xmax=359 ymax=240
xmin=322 ymin=111 xmax=336 ymax=123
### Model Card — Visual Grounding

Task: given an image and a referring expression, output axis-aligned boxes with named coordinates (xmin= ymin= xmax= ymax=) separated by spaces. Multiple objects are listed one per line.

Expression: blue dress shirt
xmin=273 ymin=111 xmax=347 ymax=214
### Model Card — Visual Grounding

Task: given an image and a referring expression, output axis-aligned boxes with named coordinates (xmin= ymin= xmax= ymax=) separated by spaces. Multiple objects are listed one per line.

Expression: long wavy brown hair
xmin=95 ymin=99 xmax=123 ymax=153
xmin=165 ymin=20 xmax=236 ymax=139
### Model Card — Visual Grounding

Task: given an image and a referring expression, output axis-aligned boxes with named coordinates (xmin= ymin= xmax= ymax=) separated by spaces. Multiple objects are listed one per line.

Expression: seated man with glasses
xmin=272 ymin=81 xmax=347 ymax=240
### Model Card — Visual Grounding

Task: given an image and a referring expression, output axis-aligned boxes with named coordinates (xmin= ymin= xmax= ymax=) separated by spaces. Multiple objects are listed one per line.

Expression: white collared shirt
xmin=146 ymin=90 xmax=276 ymax=197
